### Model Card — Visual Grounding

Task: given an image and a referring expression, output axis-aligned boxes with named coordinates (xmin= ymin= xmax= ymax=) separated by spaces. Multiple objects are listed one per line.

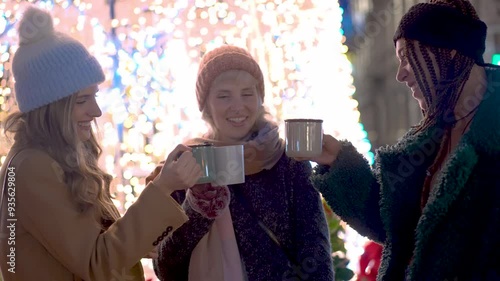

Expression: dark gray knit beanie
xmin=393 ymin=1 xmax=487 ymax=64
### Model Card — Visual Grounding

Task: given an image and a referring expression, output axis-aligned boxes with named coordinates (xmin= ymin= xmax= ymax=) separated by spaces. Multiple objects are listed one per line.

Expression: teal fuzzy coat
xmin=312 ymin=67 xmax=500 ymax=281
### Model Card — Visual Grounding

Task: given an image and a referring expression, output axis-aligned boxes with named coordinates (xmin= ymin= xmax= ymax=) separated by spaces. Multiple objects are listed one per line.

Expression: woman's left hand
xmin=187 ymin=183 xmax=230 ymax=219
xmin=293 ymin=134 xmax=341 ymax=166
xmin=190 ymin=183 xmax=219 ymax=200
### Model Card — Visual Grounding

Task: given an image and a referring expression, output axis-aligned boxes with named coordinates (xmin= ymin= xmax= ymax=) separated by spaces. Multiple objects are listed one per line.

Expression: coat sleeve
xmin=287 ymin=159 xmax=335 ymax=281
xmin=310 ymin=141 xmax=386 ymax=243
xmin=153 ymin=193 xmax=214 ymax=281
xmin=14 ymin=150 xmax=188 ymax=281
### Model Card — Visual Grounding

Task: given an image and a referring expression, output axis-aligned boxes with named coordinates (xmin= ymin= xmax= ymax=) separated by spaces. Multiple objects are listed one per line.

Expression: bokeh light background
xmin=0 ymin=0 xmax=373 ymax=278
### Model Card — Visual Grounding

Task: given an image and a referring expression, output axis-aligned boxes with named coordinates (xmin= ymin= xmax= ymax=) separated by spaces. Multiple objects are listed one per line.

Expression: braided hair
xmin=405 ymin=40 xmax=475 ymax=132
xmin=394 ymin=0 xmax=486 ymax=133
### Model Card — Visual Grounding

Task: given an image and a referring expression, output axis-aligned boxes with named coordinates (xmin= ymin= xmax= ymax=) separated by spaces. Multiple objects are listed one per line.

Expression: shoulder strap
xmin=232 ymin=186 xmax=298 ymax=267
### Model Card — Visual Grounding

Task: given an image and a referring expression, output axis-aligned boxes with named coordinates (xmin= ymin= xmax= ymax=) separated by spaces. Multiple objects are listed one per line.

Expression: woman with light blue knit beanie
xmin=0 ymin=6 xmax=202 ymax=281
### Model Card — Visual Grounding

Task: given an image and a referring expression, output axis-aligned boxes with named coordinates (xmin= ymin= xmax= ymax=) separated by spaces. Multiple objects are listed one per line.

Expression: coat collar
xmin=463 ymin=67 xmax=500 ymax=154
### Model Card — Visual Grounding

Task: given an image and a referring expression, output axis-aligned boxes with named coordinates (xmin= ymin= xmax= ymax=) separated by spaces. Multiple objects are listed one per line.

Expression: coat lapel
xmin=375 ymin=127 xmax=442 ymax=280
xmin=377 ymin=126 xmax=442 ymax=239
xmin=412 ymin=142 xmax=478 ymax=263
xmin=412 ymin=66 xmax=500 ymax=270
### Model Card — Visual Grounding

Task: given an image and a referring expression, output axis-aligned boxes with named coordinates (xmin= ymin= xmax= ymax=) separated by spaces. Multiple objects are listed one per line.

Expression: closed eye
xmin=242 ymin=89 xmax=255 ymax=96
xmin=398 ymin=49 xmax=409 ymax=62
xmin=75 ymin=94 xmax=97 ymax=104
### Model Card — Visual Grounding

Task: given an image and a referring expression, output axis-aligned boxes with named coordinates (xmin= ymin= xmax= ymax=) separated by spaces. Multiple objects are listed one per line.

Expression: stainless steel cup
xmin=189 ymin=143 xmax=216 ymax=184
xmin=285 ymin=119 xmax=323 ymax=158
xmin=213 ymin=144 xmax=245 ymax=186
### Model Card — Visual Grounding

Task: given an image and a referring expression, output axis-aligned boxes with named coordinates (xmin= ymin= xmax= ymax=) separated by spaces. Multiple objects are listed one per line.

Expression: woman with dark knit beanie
xmin=300 ymin=0 xmax=500 ymax=280
xmin=152 ymin=45 xmax=334 ymax=281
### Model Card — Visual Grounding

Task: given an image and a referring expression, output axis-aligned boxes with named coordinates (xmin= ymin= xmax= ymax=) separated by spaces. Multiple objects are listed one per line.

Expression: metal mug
xmin=189 ymin=143 xmax=216 ymax=184
xmin=213 ymin=144 xmax=245 ymax=186
xmin=285 ymin=119 xmax=323 ymax=158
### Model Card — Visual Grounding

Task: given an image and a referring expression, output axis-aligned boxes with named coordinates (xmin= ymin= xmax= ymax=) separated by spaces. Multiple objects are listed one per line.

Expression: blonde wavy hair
xmin=3 ymin=93 xmax=120 ymax=226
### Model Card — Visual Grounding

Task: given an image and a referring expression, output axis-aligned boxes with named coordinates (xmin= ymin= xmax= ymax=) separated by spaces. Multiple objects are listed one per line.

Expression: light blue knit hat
xmin=12 ymin=6 xmax=105 ymax=113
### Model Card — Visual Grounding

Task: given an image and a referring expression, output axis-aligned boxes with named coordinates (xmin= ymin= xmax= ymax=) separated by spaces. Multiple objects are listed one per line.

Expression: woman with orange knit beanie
xmin=153 ymin=45 xmax=334 ymax=281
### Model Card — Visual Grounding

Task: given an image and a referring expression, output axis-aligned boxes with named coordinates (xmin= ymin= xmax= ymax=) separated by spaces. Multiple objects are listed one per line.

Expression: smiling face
xmin=395 ymin=39 xmax=429 ymax=111
xmin=205 ymin=70 xmax=262 ymax=142
xmin=71 ymin=84 xmax=102 ymax=142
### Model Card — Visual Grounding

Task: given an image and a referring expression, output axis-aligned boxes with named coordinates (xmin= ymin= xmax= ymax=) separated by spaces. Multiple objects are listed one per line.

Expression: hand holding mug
xmin=152 ymin=144 xmax=203 ymax=194
xmin=146 ymin=161 xmax=165 ymax=185
xmin=190 ymin=183 xmax=220 ymax=200
xmin=294 ymin=134 xmax=342 ymax=166
xmin=187 ymin=183 xmax=230 ymax=219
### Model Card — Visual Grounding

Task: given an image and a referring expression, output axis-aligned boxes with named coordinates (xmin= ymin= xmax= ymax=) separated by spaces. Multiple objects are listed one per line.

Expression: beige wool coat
xmin=0 ymin=149 xmax=188 ymax=281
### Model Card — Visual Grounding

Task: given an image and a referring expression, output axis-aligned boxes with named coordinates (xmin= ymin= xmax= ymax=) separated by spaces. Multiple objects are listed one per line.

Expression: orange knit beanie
xmin=195 ymin=45 xmax=265 ymax=111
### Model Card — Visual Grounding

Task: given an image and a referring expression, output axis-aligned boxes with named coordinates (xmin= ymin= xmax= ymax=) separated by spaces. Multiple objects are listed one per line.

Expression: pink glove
xmin=186 ymin=183 xmax=230 ymax=219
